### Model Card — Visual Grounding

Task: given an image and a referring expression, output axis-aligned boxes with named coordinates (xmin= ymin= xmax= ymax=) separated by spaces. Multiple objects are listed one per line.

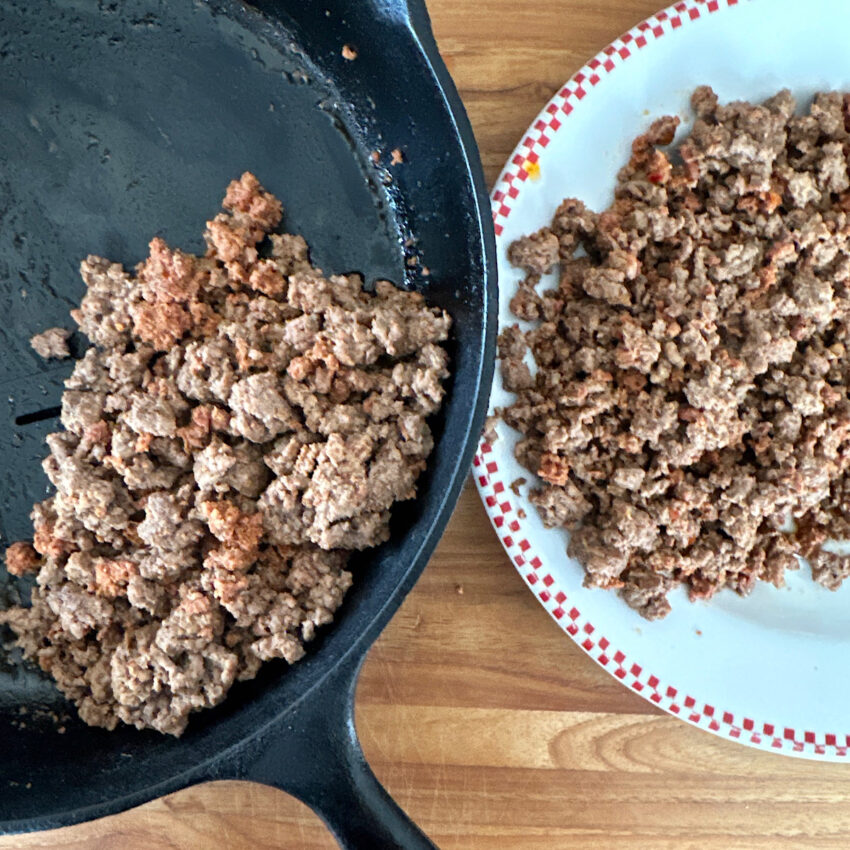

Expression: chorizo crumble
xmin=500 ymin=87 xmax=850 ymax=619
xmin=1 ymin=172 xmax=451 ymax=735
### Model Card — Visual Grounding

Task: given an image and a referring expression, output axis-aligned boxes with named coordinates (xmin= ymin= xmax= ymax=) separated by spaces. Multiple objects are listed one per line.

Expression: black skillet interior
xmin=0 ymin=0 xmax=495 ymax=845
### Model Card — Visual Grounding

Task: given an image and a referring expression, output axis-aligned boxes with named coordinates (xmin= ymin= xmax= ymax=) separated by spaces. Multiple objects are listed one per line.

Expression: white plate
xmin=476 ymin=0 xmax=850 ymax=760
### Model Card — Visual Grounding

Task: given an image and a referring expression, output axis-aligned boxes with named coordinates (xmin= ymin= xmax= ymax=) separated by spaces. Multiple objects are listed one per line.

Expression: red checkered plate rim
xmin=476 ymin=0 xmax=850 ymax=759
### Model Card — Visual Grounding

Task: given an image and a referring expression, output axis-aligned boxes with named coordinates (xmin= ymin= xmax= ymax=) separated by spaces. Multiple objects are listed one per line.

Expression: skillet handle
xmin=244 ymin=653 xmax=437 ymax=850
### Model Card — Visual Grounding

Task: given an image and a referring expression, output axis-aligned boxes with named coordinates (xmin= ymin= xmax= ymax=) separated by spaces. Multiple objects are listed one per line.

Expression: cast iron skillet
xmin=0 ymin=1 xmax=495 ymax=847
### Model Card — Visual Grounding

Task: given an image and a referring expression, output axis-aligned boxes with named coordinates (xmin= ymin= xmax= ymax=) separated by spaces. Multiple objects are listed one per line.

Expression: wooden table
xmin=9 ymin=1 xmax=850 ymax=847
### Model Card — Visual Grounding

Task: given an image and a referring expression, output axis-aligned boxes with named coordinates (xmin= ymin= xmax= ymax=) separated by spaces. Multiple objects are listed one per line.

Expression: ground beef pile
xmin=499 ymin=86 xmax=850 ymax=619
xmin=1 ymin=173 xmax=451 ymax=734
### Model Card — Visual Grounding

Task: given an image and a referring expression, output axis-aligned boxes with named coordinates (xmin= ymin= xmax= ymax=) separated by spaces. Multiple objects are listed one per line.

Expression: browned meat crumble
xmin=30 ymin=327 xmax=71 ymax=360
xmin=4 ymin=542 xmax=41 ymax=577
xmin=1 ymin=172 xmax=451 ymax=734
xmin=499 ymin=86 xmax=850 ymax=619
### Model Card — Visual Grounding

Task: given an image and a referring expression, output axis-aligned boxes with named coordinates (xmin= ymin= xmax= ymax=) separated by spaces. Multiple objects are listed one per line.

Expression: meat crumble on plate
xmin=1 ymin=173 xmax=451 ymax=735
xmin=499 ymin=86 xmax=850 ymax=619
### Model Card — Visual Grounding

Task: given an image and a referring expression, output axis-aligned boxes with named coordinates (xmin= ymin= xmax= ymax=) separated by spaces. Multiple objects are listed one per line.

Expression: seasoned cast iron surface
xmin=0 ymin=0 xmax=491 ymax=832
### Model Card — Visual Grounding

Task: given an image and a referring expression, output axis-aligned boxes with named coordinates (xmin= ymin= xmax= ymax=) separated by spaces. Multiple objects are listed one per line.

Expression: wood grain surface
xmin=6 ymin=1 xmax=850 ymax=848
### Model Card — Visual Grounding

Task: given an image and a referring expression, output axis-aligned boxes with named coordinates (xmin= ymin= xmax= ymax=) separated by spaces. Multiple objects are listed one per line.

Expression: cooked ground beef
xmin=0 ymin=173 xmax=451 ymax=734
xmin=500 ymin=87 xmax=850 ymax=619
xmin=30 ymin=327 xmax=71 ymax=360
xmin=4 ymin=542 xmax=41 ymax=577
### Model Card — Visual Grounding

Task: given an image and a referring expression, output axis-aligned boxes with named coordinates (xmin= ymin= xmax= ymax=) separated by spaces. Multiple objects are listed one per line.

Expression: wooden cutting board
xmin=8 ymin=1 xmax=850 ymax=847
